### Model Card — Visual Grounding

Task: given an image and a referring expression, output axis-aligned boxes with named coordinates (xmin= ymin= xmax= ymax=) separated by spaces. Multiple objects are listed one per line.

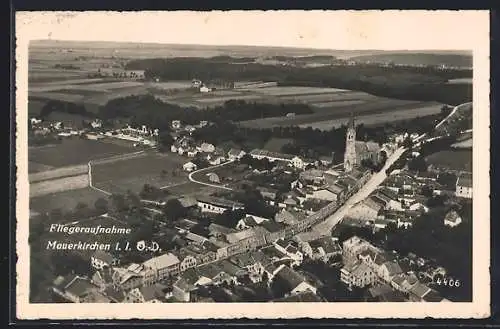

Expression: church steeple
xmin=347 ymin=111 xmax=355 ymax=130
xmin=344 ymin=112 xmax=357 ymax=172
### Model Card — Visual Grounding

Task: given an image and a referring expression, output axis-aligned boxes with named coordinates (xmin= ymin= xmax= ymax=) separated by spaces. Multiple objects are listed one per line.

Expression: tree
xmin=408 ymin=156 xmax=428 ymax=172
xmin=437 ymin=172 xmax=457 ymax=189
xmin=162 ymin=198 xmax=187 ymax=222
xmin=421 ymin=185 xmax=434 ymax=198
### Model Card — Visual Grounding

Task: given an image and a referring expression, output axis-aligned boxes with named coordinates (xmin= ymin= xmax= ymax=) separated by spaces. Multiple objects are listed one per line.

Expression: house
xmin=249 ymin=149 xmax=302 ymax=167
xmin=197 ymin=262 xmax=236 ymax=285
xmin=125 ymin=283 xmax=168 ymax=303
xmin=228 ymin=148 xmax=246 ymax=161
xmin=375 ymin=188 xmax=403 ymax=211
xmin=208 ymin=223 xmax=237 ymax=241
xmin=142 ymin=253 xmax=181 ymax=284
xmin=342 ymin=236 xmax=378 ymax=265
xmin=111 ymin=264 xmax=144 ymax=291
xmin=197 ymin=196 xmax=245 ymax=214
xmin=340 ymin=261 xmax=376 ymax=289
xmin=171 ymin=120 xmax=182 ymax=129
xmin=377 ymin=261 xmax=404 ymax=283
xmin=187 ymin=150 xmax=198 ymax=157
xmin=274 ymin=208 xmax=305 ymax=226
xmin=274 ymin=239 xmax=304 ymax=265
xmin=327 ymin=183 xmax=346 ymax=203
xmin=91 ymin=266 xmax=116 ymax=290
xmin=348 ymin=196 xmax=385 ymax=221
xmin=209 ymin=156 xmax=226 ymax=166
xmin=256 ymin=186 xmax=278 ymax=205
xmin=52 ymin=275 xmax=100 ymax=303
xmin=91 ymin=251 xmax=119 ymax=270
xmin=391 ymin=272 xmax=419 ymax=293
xmin=408 ymin=282 xmax=433 ymax=302
xmin=409 ymin=202 xmax=429 ymax=213
xmin=444 ymin=209 xmax=462 ymax=227
xmin=229 ymin=250 xmax=269 ymax=280
xmin=274 ymin=265 xmax=317 ymax=295
xmin=183 ymin=161 xmax=197 ymax=172
xmin=306 ymin=188 xmax=338 ymax=202
xmin=197 ymin=142 xmax=215 ymax=153
xmin=301 ymin=236 xmax=342 ymax=263
xmin=236 ymin=214 xmax=270 ymax=230
xmin=172 ymin=269 xmax=204 ymax=302
xmin=200 ymin=85 xmax=211 ymax=93
xmin=258 ymin=220 xmax=285 ymax=243
xmin=368 ymin=283 xmax=406 ymax=302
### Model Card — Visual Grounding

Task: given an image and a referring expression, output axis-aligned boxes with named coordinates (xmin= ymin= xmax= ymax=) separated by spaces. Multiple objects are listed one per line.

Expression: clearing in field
xmin=91 ymin=152 xmax=190 ymax=195
xmin=425 ymin=150 xmax=472 ymax=172
xmin=29 ymin=138 xmax=135 ymax=168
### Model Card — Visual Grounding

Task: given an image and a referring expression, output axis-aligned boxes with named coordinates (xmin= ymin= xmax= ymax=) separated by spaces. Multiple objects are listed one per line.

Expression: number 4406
xmin=435 ymin=277 xmax=461 ymax=287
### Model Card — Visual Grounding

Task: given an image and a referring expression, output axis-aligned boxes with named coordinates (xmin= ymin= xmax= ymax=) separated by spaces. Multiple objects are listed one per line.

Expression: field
xmin=240 ymin=99 xmax=443 ymax=130
xmin=29 ymin=138 xmax=135 ymax=169
xmin=91 ymin=152 xmax=189 ymax=195
xmin=30 ymin=187 xmax=105 ymax=213
xmin=425 ymin=150 xmax=473 ymax=172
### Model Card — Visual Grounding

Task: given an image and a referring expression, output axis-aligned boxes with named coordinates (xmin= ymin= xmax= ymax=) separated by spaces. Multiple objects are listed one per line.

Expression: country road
xmin=188 ymin=160 xmax=235 ymax=190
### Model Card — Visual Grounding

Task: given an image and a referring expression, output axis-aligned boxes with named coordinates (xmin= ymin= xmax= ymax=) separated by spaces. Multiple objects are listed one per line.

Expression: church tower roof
xmin=347 ymin=112 xmax=355 ymax=130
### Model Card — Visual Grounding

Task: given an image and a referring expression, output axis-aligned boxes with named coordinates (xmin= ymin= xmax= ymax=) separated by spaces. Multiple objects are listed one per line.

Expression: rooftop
xmin=143 ymin=253 xmax=180 ymax=270
xmin=249 ymin=149 xmax=296 ymax=161
xmin=275 ymin=266 xmax=306 ymax=290
xmin=456 ymin=172 xmax=473 ymax=188
xmin=197 ymin=196 xmax=244 ymax=209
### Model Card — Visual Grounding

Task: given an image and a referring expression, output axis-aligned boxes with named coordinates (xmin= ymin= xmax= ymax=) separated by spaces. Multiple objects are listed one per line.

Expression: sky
xmin=16 ymin=11 xmax=488 ymax=51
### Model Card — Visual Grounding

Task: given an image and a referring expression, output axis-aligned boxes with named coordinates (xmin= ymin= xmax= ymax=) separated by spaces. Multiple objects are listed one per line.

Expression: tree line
xmin=125 ymin=58 xmax=472 ymax=105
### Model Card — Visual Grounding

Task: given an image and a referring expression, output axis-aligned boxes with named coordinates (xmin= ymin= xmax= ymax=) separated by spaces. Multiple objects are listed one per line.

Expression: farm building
xmin=183 ymin=162 xmax=198 ymax=172
xmin=249 ymin=149 xmax=306 ymax=169
xmin=197 ymin=196 xmax=244 ymax=214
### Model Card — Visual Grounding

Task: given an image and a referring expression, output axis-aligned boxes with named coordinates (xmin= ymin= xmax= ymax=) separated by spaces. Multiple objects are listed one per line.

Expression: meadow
xmin=29 ymin=138 xmax=135 ymax=168
xmin=90 ymin=152 xmax=189 ymax=195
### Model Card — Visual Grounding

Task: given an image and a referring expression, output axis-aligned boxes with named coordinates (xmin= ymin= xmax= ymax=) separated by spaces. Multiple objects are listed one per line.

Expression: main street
xmin=309 ymin=101 xmax=472 ymax=236
xmin=311 ymin=146 xmax=407 ymax=235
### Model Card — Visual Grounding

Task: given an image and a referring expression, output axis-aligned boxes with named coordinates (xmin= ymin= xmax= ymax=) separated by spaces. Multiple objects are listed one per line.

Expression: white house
xmin=172 ymin=120 xmax=182 ymax=129
xmin=455 ymin=173 xmax=472 ymax=199
xmin=187 ymin=150 xmax=198 ymax=157
xmin=444 ymin=210 xmax=462 ymax=227
xmin=183 ymin=162 xmax=198 ymax=172
xmin=200 ymin=86 xmax=211 ymax=93
xmin=91 ymin=251 xmax=119 ymax=270
xmin=209 ymin=156 xmax=226 ymax=166
xmin=228 ymin=148 xmax=246 ymax=161
xmin=291 ymin=156 xmax=305 ymax=169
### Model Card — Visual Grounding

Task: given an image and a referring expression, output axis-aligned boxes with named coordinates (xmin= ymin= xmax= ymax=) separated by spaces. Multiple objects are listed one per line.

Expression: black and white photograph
xmin=15 ymin=10 xmax=490 ymax=319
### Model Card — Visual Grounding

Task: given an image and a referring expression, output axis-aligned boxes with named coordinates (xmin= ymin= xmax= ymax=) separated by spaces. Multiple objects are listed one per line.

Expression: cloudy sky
xmin=16 ymin=11 xmax=487 ymax=50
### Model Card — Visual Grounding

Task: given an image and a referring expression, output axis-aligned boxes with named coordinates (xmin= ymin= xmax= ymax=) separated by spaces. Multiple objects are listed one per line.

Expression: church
xmin=343 ymin=115 xmax=382 ymax=172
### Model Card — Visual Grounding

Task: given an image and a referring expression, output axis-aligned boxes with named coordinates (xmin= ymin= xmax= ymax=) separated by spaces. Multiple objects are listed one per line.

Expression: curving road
xmin=188 ymin=159 xmax=235 ymax=190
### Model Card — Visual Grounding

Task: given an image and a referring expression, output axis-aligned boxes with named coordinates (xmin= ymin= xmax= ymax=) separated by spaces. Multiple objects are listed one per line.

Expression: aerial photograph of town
xmin=27 ymin=36 xmax=473 ymax=305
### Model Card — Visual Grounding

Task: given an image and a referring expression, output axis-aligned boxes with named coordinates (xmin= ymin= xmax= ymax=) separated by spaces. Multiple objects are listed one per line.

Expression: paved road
xmin=188 ymin=160 xmax=235 ymax=190
xmin=311 ymin=146 xmax=407 ymax=235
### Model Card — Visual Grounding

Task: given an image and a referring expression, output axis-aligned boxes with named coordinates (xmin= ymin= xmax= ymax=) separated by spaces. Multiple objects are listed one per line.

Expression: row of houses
xmin=339 ymin=236 xmax=448 ymax=302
